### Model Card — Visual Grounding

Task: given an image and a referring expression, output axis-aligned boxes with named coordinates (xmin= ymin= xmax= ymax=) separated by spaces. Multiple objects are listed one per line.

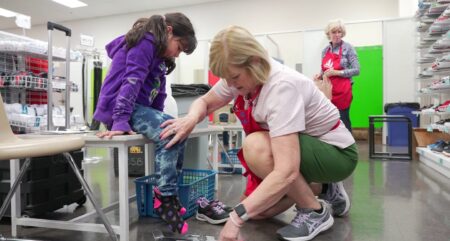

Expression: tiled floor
xmin=1 ymin=141 xmax=450 ymax=241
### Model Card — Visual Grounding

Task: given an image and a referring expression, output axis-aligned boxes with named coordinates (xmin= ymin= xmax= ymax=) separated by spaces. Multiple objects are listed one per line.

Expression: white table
xmin=209 ymin=124 xmax=245 ymax=172
xmin=10 ymin=126 xmax=224 ymax=241
xmin=210 ymin=123 xmax=244 ymax=148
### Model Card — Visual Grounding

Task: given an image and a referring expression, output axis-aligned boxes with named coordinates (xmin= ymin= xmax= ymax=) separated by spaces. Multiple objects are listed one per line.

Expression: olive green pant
xmin=299 ymin=134 xmax=358 ymax=183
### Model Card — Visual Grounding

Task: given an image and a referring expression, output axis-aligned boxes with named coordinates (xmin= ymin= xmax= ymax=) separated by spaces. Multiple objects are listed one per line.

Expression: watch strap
xmin=234 ymin=203 xmax=249 ymax=222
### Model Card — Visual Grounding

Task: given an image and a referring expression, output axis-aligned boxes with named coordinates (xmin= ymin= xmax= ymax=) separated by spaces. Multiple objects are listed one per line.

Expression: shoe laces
xmin=327 ymin=183 xmax=343 ymax=202
xmin=196 ymin=196 xmax=210 ymax=208
xmin=210 ymin=202 xmax=226 ymax=215
xmin=211 ymin=200 xmax=226 ymax=209
xmin=291 ymin=208 xmax=312 ymax=228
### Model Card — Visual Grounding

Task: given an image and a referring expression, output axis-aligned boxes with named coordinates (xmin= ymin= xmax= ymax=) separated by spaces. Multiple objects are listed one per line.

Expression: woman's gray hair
xmin=324 ymin=19 xmax=346 ymax=39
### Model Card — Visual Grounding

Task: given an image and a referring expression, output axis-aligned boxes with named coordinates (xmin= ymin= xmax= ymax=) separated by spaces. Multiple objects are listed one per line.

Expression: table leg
xmin=117 ymin=144 xmax=129 ymax=241
xmin=10 ymin=159 xmax=21 ymax=237
xmin=144 ymin=143 xmax=155 ymax=175
xmin=211 ymin=134 xmax=219 ymax=189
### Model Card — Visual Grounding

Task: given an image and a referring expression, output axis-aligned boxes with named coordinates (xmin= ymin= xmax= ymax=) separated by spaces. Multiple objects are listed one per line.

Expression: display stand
xmin=369 ymin=115 xmax=413 ymax=160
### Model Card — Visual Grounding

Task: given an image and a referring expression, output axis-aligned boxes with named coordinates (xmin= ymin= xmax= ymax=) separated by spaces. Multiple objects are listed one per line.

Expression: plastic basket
xmin=220 ymin=149 xmax=240 ymax=164
xmin=220 ymin=149 xmax=243 ymax=174
xmin=135 ymin=169 xmax=216 ymax=219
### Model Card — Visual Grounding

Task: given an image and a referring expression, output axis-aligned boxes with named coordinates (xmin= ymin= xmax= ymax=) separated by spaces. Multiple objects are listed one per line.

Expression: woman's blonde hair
xmin=324 ymin=19 xmax=346 ymax=40
xmin=209 ymin=25 xmax=271 ymax=84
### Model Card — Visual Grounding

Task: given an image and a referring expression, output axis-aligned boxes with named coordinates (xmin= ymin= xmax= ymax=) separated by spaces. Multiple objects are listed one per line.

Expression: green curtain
xmin=351 ymin=46 xmax=383 ymax=128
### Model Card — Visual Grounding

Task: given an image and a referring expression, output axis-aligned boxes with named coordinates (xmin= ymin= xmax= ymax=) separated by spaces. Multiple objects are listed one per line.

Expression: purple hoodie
xmin=93 ymin=33 xmax=167 ymax=131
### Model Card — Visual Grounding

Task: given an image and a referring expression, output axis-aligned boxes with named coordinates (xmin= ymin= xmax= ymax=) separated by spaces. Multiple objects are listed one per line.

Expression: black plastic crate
xmin=113 ymin=145 xmax=146 ymax=177
xmin=0 ymin=150 xmax=86 ymax=217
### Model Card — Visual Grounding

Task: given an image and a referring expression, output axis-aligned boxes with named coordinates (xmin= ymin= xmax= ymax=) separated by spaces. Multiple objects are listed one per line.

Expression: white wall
xmin=5 ymin=0 xmax=398 ymax=52
xmin=3 ymin=0 xmax=409 ymax=117
xmin=399 ymin=0 xmax=418 ymax=17
xmin=5 ymin=0 xmax=399 ymax=81
xmin=383 ymin=18 xmax=416 ymax=104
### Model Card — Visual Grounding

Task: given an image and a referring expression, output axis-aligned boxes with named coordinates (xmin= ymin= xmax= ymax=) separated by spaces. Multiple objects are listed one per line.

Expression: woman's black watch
xmin=233 ymin=203 xmax=249 ymax=221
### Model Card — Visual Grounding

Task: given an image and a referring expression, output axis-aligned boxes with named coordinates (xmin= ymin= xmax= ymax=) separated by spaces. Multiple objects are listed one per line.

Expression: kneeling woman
xmin=160 ymin=25 xmax=358 ymax=241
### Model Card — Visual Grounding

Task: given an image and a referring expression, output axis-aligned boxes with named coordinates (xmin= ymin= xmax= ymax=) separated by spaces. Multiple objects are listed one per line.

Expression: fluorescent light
xmin=0 ymin=7 xmax=17 ymax=18
xmin=52 ymin=0 xmax=88 ymax=8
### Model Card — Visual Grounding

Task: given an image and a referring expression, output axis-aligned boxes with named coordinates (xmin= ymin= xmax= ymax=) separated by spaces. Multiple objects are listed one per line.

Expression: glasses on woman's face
xmin=330 ymin=29 xmax=342 ymax=35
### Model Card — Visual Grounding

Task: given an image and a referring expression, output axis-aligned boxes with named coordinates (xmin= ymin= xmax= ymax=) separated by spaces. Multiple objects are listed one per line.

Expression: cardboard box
xmin=413 ymin=128 xmax=449 ymax=147
xmin=213 ymin=104 xmax=236 ymax=124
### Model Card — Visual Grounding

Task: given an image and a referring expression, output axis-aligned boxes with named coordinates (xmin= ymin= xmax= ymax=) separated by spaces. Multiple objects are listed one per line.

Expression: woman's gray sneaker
xmin=318 ymin=182 xmax=350 ymax=217
xmin=276 ymin=199 xmax=334 ymax=241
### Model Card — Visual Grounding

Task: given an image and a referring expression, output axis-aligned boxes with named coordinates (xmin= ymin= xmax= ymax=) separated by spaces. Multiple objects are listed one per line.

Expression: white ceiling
xmin=0 ymin=0 xmax=228 ymax=30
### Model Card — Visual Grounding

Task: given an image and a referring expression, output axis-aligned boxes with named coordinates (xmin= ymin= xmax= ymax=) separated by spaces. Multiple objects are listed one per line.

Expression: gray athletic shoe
xmin=276 ymin=199 xmax=334 ymax=241
xmin=318 ymin=182 xmax=350 ymax=217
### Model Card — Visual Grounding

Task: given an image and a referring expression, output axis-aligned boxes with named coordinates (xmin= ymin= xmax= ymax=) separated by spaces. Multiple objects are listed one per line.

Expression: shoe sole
xmin=279 ymin=215 xmax=334 ymax=241
xmin=335 ymin=182 xmax=350 ymax=217
xmin=195 ymin=213 xmax=228 ymax=224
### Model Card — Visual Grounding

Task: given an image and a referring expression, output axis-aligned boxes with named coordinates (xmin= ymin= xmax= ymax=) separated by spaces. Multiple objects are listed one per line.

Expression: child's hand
xmin=96 ymin=130 xmax=136 ymax=139
xmin=160 ymin=115 xmax=197 ymax=148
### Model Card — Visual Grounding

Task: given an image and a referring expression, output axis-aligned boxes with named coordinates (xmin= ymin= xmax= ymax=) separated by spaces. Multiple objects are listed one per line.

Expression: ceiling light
xmin=0 ymin=7 xmax=17 ymax=17
xmin=52 ymin=0 xmax=88 ymax=8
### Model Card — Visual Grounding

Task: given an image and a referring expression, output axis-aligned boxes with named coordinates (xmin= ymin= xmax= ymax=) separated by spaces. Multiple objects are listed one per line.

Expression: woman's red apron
xmin=321 ymin=44 xmax=352 ymax=110
xmin=232 ymin=88 xmax=266 ymax=196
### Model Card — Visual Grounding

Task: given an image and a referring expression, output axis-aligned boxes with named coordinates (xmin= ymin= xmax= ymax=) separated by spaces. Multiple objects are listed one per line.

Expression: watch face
xmin=234 ymin=204 xmax=246 ymax=216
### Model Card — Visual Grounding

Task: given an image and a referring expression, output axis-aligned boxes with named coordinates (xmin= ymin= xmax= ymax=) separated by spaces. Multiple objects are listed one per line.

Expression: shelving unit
xmin=416 ymin=147 xmax=450 ymax=177
xmin=415 ymin=0 xmax=450 ymax=178
xmin=0 ymin=27 xmax=88 ymax=219
xmin=0 ymin=30 xmax=81 ymax=133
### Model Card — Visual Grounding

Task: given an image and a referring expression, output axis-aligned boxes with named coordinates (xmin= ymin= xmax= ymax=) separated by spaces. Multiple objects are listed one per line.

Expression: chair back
xmin=0 ymin=94 xmax=18 ymax=143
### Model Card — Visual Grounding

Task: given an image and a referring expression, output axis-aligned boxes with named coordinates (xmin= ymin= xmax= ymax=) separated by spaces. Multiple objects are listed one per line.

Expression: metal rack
xmin=415 ymin=1 xmax=450 ymax=178
xmin=0 ymin=30 xmax=80 ymax=133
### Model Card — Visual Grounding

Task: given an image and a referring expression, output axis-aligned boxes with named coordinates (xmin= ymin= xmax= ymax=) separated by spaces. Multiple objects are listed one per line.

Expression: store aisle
xmin=1 ymin=141 xmax=449 ymax=241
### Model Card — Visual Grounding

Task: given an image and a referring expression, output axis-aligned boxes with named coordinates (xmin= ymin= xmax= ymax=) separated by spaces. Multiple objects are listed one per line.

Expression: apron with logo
xmin=232 ymin=87 xmax=266 ymax=196
xmin=321 ymin=44 xmax=352 ymax=110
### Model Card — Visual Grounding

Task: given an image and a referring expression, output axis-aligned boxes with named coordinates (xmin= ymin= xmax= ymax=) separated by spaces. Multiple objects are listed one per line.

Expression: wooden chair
xmin=0 ymin=94 xmax=117 ymax=241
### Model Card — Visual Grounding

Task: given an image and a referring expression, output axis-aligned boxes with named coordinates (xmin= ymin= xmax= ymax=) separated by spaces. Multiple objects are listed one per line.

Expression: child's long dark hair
xmin=125 ymin=12 xmax=197 ymax=75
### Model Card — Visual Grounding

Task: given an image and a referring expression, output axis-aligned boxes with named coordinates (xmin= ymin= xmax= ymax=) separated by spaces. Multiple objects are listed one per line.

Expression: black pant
xmin=339 ymin=108 xmax=352 ymax=133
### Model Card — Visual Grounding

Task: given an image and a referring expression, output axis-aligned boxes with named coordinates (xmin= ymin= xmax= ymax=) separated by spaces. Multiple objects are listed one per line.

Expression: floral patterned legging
xmin=131 ymin=104 xmax=186 ymax=196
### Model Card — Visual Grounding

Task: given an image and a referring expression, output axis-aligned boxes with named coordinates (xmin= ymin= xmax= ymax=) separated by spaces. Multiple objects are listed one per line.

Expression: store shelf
xmin=0 ymin=75 xmax=78 ymax=92
xmin=412 ymin=110 xmax=450 ymax=116
xmin=416 ymin=147 xmax=450 ymax=178
xmin=0 ymin=30 xmax=81 ymax=61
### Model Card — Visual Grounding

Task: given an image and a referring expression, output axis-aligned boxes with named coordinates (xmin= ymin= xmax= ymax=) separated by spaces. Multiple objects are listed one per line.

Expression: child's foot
xmin=153 ymin=187 xmax=188 ymax=234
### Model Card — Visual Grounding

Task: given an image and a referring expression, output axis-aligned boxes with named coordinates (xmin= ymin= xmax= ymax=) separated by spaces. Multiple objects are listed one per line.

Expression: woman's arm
xmin=250 ymin=195 xmax=295 ymax=219
xmin=342 ymin=44 xmax=360 ymax=78
xmin=187 ymin=90 xmax=232 ymax=124
xmin=160 ymin=89 xmax=231 ymax=148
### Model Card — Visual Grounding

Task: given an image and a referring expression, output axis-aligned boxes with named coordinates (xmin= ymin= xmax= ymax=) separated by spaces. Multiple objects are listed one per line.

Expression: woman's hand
xmin=324 ymin=68 xmax=342 ymax=77
xmin=219 ymin=219 xmax=245 ymax=241
xmin=96 ymin=130 xmax=136 ymax=139
xmin=160 ymin=115 xmax=197 ymax=148
xmin=313 ymin=73 xmax=322 ymax=81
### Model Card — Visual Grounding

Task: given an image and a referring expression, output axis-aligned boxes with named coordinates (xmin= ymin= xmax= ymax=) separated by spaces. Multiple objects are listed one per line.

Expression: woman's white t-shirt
xmin=211 ymin=59 xmax=355 ymax=149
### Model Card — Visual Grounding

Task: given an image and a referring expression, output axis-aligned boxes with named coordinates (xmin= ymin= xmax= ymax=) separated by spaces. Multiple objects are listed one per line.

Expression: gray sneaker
xmin=318 ymin=182 xmax=350 ymax=217
xmin=276 ymin=199 xmax=334 ymax=241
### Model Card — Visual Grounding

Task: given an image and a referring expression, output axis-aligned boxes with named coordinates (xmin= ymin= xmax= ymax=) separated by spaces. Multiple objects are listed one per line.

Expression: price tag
xmin=80 ymin=34 xmax=95 ymax=47
xmin=15 ymin=14 xmax=31 ymax=29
